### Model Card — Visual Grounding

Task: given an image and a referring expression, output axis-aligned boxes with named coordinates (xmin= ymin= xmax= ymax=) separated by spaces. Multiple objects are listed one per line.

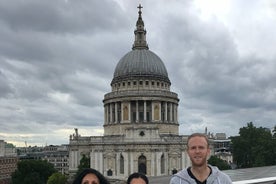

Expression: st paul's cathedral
xmin=68 ymin=5 xmax=214 ymax=179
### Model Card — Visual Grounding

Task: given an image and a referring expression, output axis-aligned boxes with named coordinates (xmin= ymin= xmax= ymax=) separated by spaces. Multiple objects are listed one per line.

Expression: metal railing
xmin=233 ymin=177 xmax=276 ymax=184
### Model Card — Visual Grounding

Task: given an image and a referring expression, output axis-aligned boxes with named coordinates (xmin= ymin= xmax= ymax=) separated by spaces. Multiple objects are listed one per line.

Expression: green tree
xmin=12 ymin=160 xmax=57 ymax=184
xmin=75 ymin=154 xmax=90 ymax=178
xmin=271 ymin=125 xmax=276 ymax=164
xmin=208 ymin=155 xmax=231 ymax=170
xmin=273 ymin=126 xmax=276 ymax=138
xmin=47 ymin=172 xmax=67 ymax=184
xmin=231 ymin=122 xmax=276 ymax=168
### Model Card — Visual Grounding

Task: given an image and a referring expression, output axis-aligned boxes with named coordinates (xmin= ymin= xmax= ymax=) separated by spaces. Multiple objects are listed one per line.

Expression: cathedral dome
xmin=111 ymin=5 xmax=170 ymax=85
xmin=111 ymin=49 xmax=170 ymax=84
xmin=104 ymin=4 xmax=179 ymax=137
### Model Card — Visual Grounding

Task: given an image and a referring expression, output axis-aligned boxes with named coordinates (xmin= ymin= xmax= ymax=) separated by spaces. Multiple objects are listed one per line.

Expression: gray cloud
xmin=0 ymin=0 xmax=127 ymax=33
xmin=0 ymin=0 xmax=275 ymax=146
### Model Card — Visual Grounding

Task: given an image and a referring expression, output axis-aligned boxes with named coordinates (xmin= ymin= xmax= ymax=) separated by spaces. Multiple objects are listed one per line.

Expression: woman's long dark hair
xmin=73 ymin=168 xmax=110 ymax=184
xmin=127 ymin=172 xmax=148 ymax=184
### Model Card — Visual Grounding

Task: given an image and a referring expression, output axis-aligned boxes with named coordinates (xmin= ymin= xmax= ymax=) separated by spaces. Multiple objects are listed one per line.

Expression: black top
xmin=187 ymin=166 xmax=212 ymax=184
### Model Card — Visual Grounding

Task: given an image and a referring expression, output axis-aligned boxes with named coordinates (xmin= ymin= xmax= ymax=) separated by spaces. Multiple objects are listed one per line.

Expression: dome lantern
xmin=111 ymin=5 xmax=171 ymax=86
xmin=132 ymin=4 xmax=149 ymax=50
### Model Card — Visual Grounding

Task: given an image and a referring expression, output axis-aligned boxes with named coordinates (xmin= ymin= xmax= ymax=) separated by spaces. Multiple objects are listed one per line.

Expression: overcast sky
xmin=1 ymin=0 xmax=276 ymax=147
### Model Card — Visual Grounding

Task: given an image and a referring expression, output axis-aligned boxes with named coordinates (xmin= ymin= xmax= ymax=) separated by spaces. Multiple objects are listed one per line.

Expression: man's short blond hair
xmin=187 ymin=133 xmax=209 ymax=148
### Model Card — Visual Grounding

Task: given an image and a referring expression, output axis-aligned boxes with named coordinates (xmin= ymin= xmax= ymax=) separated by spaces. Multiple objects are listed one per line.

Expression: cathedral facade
xmin=69 ymin=5 xmax=192 ymax=179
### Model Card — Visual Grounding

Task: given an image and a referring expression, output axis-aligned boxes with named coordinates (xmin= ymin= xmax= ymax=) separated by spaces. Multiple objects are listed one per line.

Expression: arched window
xmin=138 ymin=155 xmax=147 ymax=174
xmin=107 ymin=169 xmax=113 ymax=176
xmin=161 ymin=154 xmax=165 ymax=174
xmin=120 ymin=154 xmax=124 ymax=174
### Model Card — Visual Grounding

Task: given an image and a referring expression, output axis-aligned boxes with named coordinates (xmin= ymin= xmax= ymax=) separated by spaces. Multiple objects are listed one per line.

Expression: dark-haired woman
xmin=73 ymin=168 xmax=110 ymax=184
xmin=127 ymin=172 xmax=148 ymax=184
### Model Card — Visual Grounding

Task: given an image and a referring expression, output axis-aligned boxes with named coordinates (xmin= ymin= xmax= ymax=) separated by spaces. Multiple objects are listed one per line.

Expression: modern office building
xmin=18 ymin=144 xmax=69 ymax=175
xmin=213 ymin=133 xmax=233 ymax=164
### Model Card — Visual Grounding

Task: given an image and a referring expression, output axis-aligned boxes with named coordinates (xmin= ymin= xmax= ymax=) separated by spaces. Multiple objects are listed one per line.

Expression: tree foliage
xmin=47 ymin=172 xmax=67 ymax=184
xmin=12 ymin=159 xmax=57 ymax=184
xmin=231 ymin=122 xmax=276 ymax=168
xmin=273 ymin=126 xmax=276 ymax=138
xmin=74 ymin=154 xmax=90 ymax=178
xmin=208 ymin=155 xmax=231 ymax=170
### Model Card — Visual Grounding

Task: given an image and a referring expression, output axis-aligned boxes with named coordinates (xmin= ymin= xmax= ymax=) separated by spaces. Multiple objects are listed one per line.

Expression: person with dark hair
xmin=170 ymin=133 xmax=232 ymax=184
xmin=73 ymin=168 xmax=110 ymax=184
xmin=127 ymin=172 xmax=148 ymax=184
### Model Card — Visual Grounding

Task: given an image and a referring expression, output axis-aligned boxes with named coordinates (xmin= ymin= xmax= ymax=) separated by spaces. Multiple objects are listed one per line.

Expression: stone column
xmin=165 ymin=152 xmax=168 ymax=175
xmin=107 ymin=104 xmax=110 ymax=124
xmin=94 ymin=152 xmax=103 ymax=174
xmin=90 ymin=151 xmax=93 ymax=169
xmin=115 ymin=102 xmax=118 ymax=124
xmin=116 ymin=152 xmax=120 ymax=176
xmin=136 ymin=101 xmax=139 ymax=122
xmin=144 ymin=101 xmax=147 ymax=122
xmin=182 ymin=151 xmax=190 ymax=169
xmin=69 ymin=150 xmax=79 ymax=170
xmin=151 ymin=152 xmax=155 ymax=176
xmin=174 ymin=104 xmax=178 ymax=123
xmin=165 ymin=102 xmax=168 ymax=122
xmin=122 ymin=152 xmax=128 ymax=177
xmin=128 ymin=102 xmax=131 ymax=122
xmin=104 ymin=105 xmax=107 ymax=125
xmin=130 ymin=152 xmax=134 ymax=174
xmin=170 ymin=103 xmax=173 ymax=122
xmin=159 ymin=102 xmax=161 ymax=121
xmin=151 ymin=102 xmax=154 ymax=121
xmin=110 ymin=103 xmax=113 ymax=123
xmin=120 ymin=103 xmax=122 ymax=122
xmin=172 ymin=104 xmax=174 ymax=122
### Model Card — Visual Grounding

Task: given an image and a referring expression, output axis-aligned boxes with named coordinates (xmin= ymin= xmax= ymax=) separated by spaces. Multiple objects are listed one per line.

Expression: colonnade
xmin=104 ymin=100 xmax=178 ymax=124
xmin=90 ymin=150 xmax=170 ymax=177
